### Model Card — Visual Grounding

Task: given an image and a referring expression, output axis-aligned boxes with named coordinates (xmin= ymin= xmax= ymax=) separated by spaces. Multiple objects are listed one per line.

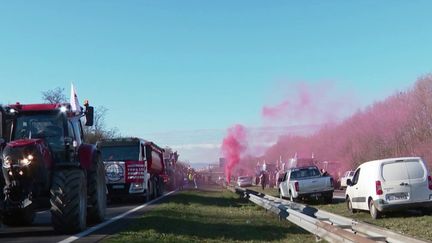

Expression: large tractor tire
xmin=2 ymin=207 xmax=35 ymax=226
xmin=87 ymin=154 xmax=107 ymax=223
xmin=50 ymin=169 xmax=87 ymax=234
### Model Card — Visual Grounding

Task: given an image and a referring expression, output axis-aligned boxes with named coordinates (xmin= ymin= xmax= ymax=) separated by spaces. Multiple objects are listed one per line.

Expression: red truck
xmin=97 ymin=137 xmax=165 ymax=201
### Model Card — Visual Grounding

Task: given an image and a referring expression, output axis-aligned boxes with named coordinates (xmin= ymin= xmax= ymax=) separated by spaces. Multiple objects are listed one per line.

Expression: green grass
xmin=245 ymin=185 xmax=280 ymax=197
xmin=104 ymin=186 xmax=317 ymax=243
xmin=316 ymin=201 xmax=432 ymax=241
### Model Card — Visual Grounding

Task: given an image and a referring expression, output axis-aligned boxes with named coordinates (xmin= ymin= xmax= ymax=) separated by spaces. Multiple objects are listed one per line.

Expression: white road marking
xmin=58 ymin=190 xmax=176 ymax=243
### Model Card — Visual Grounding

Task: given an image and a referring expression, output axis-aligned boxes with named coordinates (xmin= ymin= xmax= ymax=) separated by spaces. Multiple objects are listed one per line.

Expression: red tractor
xmin=0 ymin=102 xmax=106 ymax=233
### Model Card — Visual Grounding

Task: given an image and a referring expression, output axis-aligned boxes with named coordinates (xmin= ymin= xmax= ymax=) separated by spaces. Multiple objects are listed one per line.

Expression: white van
xmin=345 ymin=157 xmax=432 ymax=219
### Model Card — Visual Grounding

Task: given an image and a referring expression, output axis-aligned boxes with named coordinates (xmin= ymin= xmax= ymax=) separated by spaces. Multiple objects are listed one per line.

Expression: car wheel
xmin=289 ymin=191 xmax=295 ymax=202
xmin=369 ymin=199 xmax=381 ymax=219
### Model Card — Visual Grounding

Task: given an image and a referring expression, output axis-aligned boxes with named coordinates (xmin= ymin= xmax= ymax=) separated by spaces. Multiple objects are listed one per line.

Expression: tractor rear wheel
xmin=50 ymin=169 xmax=87 ymax=234
xmin=87 ymin=155 xmax=107 ymax=223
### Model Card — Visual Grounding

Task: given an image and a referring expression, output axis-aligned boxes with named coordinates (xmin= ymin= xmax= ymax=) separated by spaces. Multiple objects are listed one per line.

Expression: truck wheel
xmin=145 ymin=181 xmax=151 ymax=202
xmin=50 ymin=169 xmax=87 ymax=234
xmin=2 ymin=207 xmax=35 ymax=226
xmin=87 ymin=155 xmax=107 ymax=224
xmin=289 ymin=191 xmax=296 ymax=202
xmin=369 ymin=199 xmax=381 ymax=219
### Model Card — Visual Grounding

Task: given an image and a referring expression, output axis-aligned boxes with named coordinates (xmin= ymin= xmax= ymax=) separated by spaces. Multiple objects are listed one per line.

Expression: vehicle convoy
xmin=97 ymin=137 xmax=165 ymax=201
xmin=345 ymin=157 xmax=432 ymax=219
xmin=339 ymin=170 xmax=355 ymax=189
xmin=0 ymin=102 xmax=106 ymax=233
xmin=278 ymin=166 xmax=334 ymax=203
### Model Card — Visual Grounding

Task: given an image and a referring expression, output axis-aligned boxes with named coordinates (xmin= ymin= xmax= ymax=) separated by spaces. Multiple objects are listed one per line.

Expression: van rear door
xmin=406 ymin=159 xmax=428 ymax=202
xmin=381 ymin=160 xmax=411 ymax=203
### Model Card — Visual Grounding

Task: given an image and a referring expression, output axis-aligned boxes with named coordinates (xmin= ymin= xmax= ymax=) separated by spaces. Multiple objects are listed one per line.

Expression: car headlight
xmin=19 ymin=154 xmax=34 ymax=166
xmin=3 ymin=156 xmax=11 ymax=168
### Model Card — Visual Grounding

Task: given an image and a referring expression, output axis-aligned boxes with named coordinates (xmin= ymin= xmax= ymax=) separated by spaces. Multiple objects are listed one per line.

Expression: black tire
xmin=369 ymin=198 xmax=381 ymax=219
xmin=2 ymin=207 xmax=35 ymax=226
xmin=145 ymin=180 xmax=151 ymax=202
xmin=289 ymin=191 xmax=296 ymax=202
xmin=87 ymin=154 xmax=107 ymax=223
xmin=324 ymin=192 xmax=333 ymax=204
xmin=346 ymin=196 xmax=356 ymax=214
xmin=50 ymin=169 xmax=87 ymax=234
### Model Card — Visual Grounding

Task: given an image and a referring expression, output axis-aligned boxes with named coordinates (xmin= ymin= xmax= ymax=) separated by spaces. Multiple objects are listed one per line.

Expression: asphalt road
xmin=0 ymin=188 xmax=347 ymax=243
xmin=0 ymin=191 xmax=175 ymax=243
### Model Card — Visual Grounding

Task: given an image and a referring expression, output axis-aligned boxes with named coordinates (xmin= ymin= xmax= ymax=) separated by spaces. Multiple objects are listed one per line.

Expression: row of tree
xmin=41 ymin=87 xmax=119 ymax=143
xmin=264 ymin=75 xmax=432 ymax=169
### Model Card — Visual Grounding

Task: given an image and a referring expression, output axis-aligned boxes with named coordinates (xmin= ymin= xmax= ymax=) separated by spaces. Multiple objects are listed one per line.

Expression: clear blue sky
xmin=1 ymin=1 xmax=431 ymax=163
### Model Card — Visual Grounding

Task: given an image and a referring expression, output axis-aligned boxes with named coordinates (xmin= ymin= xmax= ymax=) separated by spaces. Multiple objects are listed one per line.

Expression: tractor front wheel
xmin=50 ymin=169 xmax=87 ymax=234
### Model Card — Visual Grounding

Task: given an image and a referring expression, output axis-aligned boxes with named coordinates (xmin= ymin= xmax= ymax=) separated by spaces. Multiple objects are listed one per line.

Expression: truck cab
xmin=98 ymin=138 xmax=165 ymax=201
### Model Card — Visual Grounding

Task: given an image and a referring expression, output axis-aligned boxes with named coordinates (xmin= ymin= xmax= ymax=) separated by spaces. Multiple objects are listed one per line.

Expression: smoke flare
xmin=221 ymin=124 xmax=247 ymax=182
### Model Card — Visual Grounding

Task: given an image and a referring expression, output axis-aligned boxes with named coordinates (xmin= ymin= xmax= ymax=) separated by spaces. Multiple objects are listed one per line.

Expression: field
xmin=104 ymin=186 xmax=317 ymax=243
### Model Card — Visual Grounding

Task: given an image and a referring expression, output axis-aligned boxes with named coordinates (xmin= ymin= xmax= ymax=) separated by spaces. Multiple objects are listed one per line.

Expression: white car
xmin=345 ymin=157 xmax=432 ymax=219
xmin=279 ymin=166 xmax=334 ymax=203
xmin=339 ymin=170 xmax=355 ymax=189
xmin=237 ymin=176 xmax=253 ymax=187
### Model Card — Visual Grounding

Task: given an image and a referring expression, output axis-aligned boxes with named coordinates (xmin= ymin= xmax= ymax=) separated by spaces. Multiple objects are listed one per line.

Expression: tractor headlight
xmin=3 ymin=156 xmax=11 ymax=168
xmin=19 ymin=154 xmax=34 ymax=167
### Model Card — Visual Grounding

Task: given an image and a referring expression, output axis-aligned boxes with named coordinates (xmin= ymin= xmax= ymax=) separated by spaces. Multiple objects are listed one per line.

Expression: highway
xmin=0 ymin=189 xmax=345 ymax=243
xmin=0 ymin=191 xmax=175 ymax=243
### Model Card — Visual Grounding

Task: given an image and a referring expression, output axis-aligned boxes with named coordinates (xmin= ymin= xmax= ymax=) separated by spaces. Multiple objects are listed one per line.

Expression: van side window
xmin=352 ymin=169 xmax=361 ymax=185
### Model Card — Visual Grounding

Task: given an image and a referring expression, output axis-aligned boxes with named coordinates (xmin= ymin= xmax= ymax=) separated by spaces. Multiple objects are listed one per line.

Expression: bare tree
xmin=83 ymin=106 xmax=119 ymax=144
xmin=41 ymin=87 xmax=67 ymax=104
xmin=41 ymin=87 xmax=119 ymax=144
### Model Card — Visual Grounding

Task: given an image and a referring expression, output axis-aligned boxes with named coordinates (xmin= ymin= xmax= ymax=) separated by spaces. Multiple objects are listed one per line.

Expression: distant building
xmin=219 ymin=157 xmax=226 ymax=168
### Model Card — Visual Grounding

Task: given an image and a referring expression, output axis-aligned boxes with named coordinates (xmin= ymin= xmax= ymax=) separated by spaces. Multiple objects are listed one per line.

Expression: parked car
xmin=279 ymin=166 xmax=334 ymax=203
xmin=345 ymin=157 xmax=432 ymax=219
xmin=339 ymin=170 xmax=355 ymax=189
xmin=237 ymin=176 xmax=253 ymax=187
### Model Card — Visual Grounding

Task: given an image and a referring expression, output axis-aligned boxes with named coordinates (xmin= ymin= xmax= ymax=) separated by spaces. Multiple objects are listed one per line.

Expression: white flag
xmin=70 ymin=83 xmax=80 ymax=112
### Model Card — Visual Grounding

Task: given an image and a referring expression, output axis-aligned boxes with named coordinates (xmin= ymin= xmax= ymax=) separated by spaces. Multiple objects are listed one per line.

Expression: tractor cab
xmin=2 ymin=103 xmax=93 ymax=166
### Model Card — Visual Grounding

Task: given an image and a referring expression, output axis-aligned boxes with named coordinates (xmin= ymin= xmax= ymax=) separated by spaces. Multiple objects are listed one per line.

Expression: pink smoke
xmin=221 ymin=124 xmax=247 ymax=183
xmin=261 ymin=82 xmax=355 ymax=127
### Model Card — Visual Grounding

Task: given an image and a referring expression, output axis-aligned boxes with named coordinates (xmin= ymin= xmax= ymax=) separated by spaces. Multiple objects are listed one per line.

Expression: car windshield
xmin=101 ymin=145 xmax=140 ymax=161
xmin=290 ymin=167 xmax=321 ymax=179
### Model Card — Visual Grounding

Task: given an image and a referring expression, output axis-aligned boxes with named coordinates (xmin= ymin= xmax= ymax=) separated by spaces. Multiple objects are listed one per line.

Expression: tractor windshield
xmin=13 ymin=113 xmax=66 ymax=157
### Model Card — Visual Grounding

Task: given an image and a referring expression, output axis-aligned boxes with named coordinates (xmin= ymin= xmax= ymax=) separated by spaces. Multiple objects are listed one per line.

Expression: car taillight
xmin=294 ymin=181 xmax=299 ymax=192
xmin=428 ymin=176 xmax=432 ymax=190
xmin=375 ymin=180 xmax=383 ymax=195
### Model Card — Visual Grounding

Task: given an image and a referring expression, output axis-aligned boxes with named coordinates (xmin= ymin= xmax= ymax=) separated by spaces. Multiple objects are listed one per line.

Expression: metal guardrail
xmin=228 ymin=185 xmax=429 ymax=243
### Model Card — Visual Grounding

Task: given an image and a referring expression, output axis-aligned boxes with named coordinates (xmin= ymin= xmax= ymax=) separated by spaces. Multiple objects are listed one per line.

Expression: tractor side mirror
xmin=346 ymin=179 xmax=352 ymax=186
xmin=85 ymin=106 xmax=94 ymax=126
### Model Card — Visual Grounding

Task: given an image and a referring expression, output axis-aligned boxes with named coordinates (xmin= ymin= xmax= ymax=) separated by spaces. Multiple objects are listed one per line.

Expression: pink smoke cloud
xmin=221 ymin=124 xmax=248 ymax=182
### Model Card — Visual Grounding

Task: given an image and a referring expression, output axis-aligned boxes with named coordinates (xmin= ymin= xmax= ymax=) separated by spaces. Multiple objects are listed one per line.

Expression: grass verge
xmin=103 ymin=186 xmax=316 ymax=243
xmin=316 ymin=201 xmax=432 ymax=241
